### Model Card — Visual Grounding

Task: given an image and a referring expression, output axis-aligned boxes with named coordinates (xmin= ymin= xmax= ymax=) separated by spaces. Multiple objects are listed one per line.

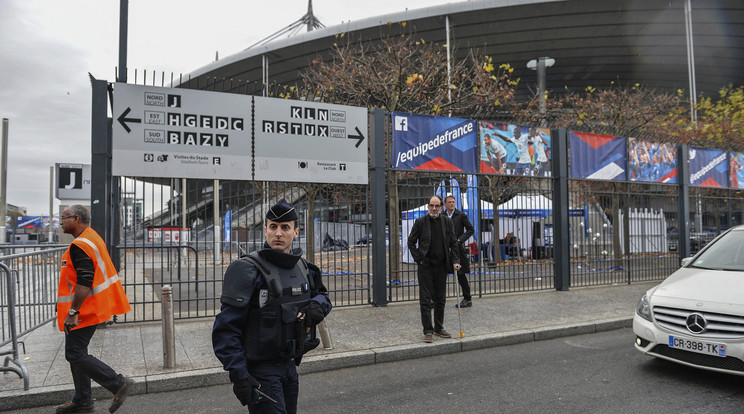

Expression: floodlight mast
xmin=248 ymin=0 xmax=325 ymax=50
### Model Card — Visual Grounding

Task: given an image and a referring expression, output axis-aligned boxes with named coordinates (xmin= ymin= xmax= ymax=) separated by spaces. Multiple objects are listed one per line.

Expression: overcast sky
xmin=0 ymin=0 xmax=454 ymax=215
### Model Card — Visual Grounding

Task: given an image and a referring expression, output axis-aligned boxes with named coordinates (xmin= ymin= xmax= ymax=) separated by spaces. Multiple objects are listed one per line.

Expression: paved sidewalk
xmin=0 ymin=282 xmax=654 ymax=411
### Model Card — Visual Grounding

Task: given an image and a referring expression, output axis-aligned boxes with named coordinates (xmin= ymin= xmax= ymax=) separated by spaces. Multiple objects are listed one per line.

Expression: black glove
xmin=233 ymin=376 xmax=261 ymax=406
xmin=300 ymin=301 xmax=325 ymax=326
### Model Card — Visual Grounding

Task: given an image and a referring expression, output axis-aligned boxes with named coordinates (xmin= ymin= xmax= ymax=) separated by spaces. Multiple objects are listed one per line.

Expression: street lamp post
xmin=527 ymin=57 xmax=555 ymax=125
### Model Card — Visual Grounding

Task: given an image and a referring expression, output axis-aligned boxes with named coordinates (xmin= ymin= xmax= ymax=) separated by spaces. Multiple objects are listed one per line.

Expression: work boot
xmin=109 ymin=377 xmax=135 ymax=413
xmin=459 ymin=299 xmax=473 ymax=308
xmin=423 ymin=333 xmax=434 ymax=343
xmin=434 ymin=329 xmax=452 ymax=338
xmin=56 ymin=400 xmax=95 ymax=413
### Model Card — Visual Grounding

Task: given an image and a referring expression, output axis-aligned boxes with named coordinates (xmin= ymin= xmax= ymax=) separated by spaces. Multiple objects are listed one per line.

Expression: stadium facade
xmin=180 ymin=0 xmax=744 ymax=101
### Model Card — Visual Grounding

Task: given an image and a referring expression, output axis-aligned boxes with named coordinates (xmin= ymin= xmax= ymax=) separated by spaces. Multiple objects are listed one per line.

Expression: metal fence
xmin=0 ymin=247 xmax=65 ymax=389
xmin=84 ymin=72 xmax=744 ymax=322
xmin=115 ymin=178 xmax=371 ymax=322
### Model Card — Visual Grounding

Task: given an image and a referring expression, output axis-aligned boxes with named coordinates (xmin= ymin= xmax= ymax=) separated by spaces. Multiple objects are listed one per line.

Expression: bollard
xmin=161 ymin=285 xmax=176 ymax=368
xmin=318 ymin=319 xmax=333 ymax=350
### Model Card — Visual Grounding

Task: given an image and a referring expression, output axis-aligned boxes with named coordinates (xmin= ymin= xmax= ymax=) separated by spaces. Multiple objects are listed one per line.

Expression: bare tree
xmin=296 ymin=24 xmax=521 ymax=278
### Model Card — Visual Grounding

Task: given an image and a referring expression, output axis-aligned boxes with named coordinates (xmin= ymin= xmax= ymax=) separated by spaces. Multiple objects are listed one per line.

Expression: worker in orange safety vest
xmin=55 ymin=205 xmax=134 ymax=414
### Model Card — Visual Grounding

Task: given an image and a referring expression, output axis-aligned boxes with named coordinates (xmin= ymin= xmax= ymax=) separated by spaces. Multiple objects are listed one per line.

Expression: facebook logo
xmin=394 ymin=116 xmax=408 ymax=131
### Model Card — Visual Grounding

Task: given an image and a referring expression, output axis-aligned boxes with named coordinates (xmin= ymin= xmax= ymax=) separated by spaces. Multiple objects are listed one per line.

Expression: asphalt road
xmin=16 ymin=328 xmax=744 ymax=413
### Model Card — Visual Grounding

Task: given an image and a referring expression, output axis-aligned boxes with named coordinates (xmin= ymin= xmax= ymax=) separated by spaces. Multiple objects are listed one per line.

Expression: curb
xmin=0 ymin=317 xmax=631 ymax=411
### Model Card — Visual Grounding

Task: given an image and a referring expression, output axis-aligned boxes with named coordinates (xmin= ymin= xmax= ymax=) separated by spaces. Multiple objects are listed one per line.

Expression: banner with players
xmin=478 ymin=122 xmax=551 ymax=177
xmin=391 ymin=112 xmax=478 ymax=172
xmin=627 ymin=138 xmax=677 ymax=183
xmin=730 ymin=152 xmax=744 ymax=189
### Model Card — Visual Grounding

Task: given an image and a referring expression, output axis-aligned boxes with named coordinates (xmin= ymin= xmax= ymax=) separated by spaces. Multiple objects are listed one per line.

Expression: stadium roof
xmin=179 ymin=0 xmax=744 ymax=101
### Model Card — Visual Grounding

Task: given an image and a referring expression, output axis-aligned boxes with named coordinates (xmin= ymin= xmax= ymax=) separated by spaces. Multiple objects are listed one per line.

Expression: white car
xmin=633 ymin=225 xmax=744 ymax=376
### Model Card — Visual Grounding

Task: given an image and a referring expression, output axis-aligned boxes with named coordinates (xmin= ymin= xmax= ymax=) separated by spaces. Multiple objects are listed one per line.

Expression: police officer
xmin=213 ymin=199 xmax=332 ymax=413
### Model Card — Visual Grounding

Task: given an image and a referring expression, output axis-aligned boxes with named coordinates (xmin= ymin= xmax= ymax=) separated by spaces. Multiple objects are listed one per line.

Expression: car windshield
xmin=689 ymin=228 xmax=744 ymax=271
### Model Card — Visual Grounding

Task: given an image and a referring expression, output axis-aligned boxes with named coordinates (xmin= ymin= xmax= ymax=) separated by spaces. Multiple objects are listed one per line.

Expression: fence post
xmin=317 ymin=320 xmax=333 ymax=349
xmin=161 ymin=285 xmax=176 ymax=368
xmin=677 ymin=144 xmax=690 ymax=260
xmin=91 ymin=78 xmax=111 ymax=244
xmin=552 ymin=128 xmax=570 ymax=291
xmin=370 ymin=108 xmax=388 ymax=306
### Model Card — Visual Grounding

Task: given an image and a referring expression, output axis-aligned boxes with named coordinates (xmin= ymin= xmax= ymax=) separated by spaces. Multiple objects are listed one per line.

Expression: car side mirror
xmin=680 ymin=257 xmax=693 ymax=267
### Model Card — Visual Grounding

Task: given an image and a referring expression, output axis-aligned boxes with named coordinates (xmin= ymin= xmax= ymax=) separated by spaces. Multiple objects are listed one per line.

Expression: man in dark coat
xmin=407 ymin=195 xmax=461 ymax=343
xmin=444 ymin=195 xmax=475 ymax=307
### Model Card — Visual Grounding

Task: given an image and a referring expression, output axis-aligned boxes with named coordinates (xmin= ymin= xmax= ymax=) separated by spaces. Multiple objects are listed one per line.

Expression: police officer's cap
xmin=266 ymin=198 xmax=297 ymax=222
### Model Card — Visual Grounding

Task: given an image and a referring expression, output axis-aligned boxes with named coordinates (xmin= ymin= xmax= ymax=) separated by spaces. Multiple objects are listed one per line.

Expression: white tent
xmin=402 ymin=194 xmax=560 ymax=263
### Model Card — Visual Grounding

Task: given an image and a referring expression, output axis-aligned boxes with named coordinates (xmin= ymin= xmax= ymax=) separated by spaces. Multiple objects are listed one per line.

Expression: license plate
xmin=669 ymin=336 xmax=726 ymax=357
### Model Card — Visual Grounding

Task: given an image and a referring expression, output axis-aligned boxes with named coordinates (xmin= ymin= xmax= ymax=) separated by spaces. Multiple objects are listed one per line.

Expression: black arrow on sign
xmin=117 ymin=107 xmax=141 ymax=133
xmin=348 ymin=127 xmax=365 ymax=148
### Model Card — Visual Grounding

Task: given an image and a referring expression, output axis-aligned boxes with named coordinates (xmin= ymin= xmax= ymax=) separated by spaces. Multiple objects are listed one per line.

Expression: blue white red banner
xmin=569 ymin=131 xmax=626 ymax=181
xmin=628 ymin=138 xmax=677 ymax=183
xmin=391 ymin=112 xmax=477 ymax=172
xmin=689 ymin=147 xmax=728 ymax=187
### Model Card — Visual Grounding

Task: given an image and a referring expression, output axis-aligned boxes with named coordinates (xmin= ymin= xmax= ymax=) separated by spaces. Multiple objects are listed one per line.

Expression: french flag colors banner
xmin=689 ymin=147 xmax=728 ymax=188
xmin=391 ymin=112 xmax=477 ymax=172
xmin=628 ymin=138 xmax=678 ymax=183
xmin=731 ymin=152 xmax=744 ymax=189
xmin=569 ymin=131 xmax=627 ymax=181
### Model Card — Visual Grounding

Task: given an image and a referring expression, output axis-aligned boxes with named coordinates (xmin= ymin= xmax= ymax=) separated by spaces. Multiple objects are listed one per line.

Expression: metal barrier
xmin=0 ymin=247 xmax=65 ymax=390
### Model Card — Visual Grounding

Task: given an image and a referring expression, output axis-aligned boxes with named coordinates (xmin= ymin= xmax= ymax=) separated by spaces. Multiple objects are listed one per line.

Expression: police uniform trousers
xmin=418 ymin=262 xmax=447 ymax=334
xmin=247 ymin=358 xmax=299 ymax=414
xmin=65 ymin=324 xmax=124 ymax=404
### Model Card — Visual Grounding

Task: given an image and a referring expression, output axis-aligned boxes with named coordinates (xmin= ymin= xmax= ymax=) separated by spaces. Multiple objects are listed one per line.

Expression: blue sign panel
xmin=689 ymin=147 xmax=728 ymax=188
xmin=391 ymin=112 xmax=477 ymax=172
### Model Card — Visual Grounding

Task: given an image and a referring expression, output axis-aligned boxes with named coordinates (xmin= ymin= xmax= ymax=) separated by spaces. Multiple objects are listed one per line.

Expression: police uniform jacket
xmin=212 ymin=244 xmax=331 ymax=384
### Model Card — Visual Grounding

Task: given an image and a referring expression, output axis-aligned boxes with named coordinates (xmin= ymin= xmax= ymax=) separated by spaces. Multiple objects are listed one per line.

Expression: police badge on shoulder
xmin=258 ymin=289 xmax=269 ymax=308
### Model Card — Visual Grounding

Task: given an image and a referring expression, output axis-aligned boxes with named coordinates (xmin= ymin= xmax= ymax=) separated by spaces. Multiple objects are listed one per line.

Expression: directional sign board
xmin=254 ymin=97 xmax=368 ymax=184
xmin=55 ymin=163 xmax=91 ymax=200
xmin=112 ymin=83 xmax=368 ymax=184
xmin=112 ymin=83 xmax=251 ymax=180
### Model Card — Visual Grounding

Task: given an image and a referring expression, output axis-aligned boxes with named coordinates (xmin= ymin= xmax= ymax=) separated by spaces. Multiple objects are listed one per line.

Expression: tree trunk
xmin=490 ymin=176 xmax=503 ymax=264
xmin=612 ymin=183 xmax=624 ymax=269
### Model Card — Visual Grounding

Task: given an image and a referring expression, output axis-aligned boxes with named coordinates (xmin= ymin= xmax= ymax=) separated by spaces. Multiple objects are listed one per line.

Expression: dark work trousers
xmin=65 ymin=324 xmax=124 ymax=404
xmin=418 ymin=263 xmax=447 ymax=334
xmin=455 ymin=243 xmax=472 ymax=300
xmin=247 ymin=358 xmax=299 ymax=414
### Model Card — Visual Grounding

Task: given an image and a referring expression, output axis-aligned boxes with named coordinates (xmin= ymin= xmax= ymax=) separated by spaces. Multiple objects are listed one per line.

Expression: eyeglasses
xmin=60 ymin=215 xmax=77 ymax=221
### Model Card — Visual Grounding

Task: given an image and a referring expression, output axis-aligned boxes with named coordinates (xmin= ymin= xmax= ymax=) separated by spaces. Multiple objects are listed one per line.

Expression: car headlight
xmin=636 ymin=293 xmax=652 ymax=321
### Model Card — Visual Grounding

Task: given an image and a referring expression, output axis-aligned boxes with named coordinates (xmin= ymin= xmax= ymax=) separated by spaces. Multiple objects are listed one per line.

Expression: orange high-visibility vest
xmin=57 ymin=227 xmax=131 ymax=331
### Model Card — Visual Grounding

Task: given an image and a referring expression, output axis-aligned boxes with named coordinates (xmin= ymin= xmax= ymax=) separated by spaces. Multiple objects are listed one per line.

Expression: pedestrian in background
xmin=407 ymin=195 xmax=461 ymax=343
xmin=444 ymin=195 xmax=475 ymax=308
xmin=55 ymin=205 xmax=134 ymax=413
xmin=213 ymin=198 xmax=332 ymax=413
